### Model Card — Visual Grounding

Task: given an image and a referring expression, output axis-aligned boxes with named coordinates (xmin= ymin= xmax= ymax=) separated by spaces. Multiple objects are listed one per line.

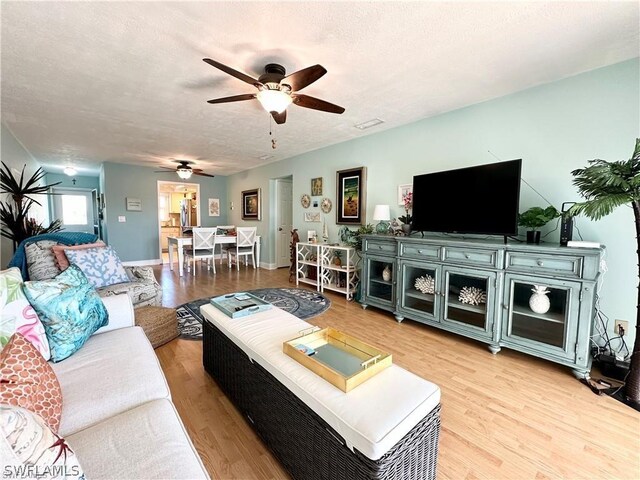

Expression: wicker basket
xmin=135 ymin=306 xmax=178 ymax=348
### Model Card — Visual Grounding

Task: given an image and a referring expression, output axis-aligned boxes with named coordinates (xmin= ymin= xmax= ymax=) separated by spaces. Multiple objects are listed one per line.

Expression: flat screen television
xmin=411 ymin=159 xmax=522 ymax=236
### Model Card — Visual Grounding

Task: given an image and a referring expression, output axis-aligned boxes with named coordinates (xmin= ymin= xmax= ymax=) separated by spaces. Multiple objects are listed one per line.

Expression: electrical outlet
xmin=615 ymin=319 xmax=629 ymax=335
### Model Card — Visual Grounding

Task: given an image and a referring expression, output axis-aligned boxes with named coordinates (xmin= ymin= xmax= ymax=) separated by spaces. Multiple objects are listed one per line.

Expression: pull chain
xmin=269 ymin=114 xmax=277 ymax=149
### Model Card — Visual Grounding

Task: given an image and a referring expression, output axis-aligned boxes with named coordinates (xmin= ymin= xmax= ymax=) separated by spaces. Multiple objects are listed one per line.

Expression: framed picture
xmin=242 ymin=188 xmax=261 ymax=220
xmin=126 ymin=198 xmax=142 ymax=211
xmin=336 ymin=167 xmax=366 ymax=225
xmin=208 ymin=198 xmax=220 ymax=217
xmin=304 ymin=212 xmax=321 ymax=222
xmin=398 ymin=184 xmax=413 ymax=205
xmin=311 ymin=177 xmax=323 ymax=196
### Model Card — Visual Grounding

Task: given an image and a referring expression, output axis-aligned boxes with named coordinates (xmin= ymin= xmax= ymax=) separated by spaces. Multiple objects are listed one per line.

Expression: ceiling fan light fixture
xmin=177 ymin=167 xmax=193 ymax=180
xmin=63 ymin=166 xmax=77 ymax=176
xmin=257 ymin=89 xmax=292 ymax=114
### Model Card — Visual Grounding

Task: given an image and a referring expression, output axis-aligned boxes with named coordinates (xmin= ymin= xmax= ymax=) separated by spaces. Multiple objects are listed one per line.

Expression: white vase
xmin=529 ymin=285 xmax=551 ymax=314
xmin=382 ymin=265 xmax=392 ymax=282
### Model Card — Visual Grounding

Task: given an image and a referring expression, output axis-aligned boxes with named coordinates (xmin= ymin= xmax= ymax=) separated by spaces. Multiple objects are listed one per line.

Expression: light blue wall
xmin=44 ymin=173 xmax=100 ymax=191
xmin=101 ymin=162 xmax=228 ymax=261
xmin=227 ymin=58 xmax=639 ymax=345
xmin=0 ymin=124 xmax=47 ymax=267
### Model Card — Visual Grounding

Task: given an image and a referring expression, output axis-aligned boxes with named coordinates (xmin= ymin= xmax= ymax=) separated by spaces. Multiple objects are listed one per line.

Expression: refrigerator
xmin=180 ymin=198 xmax=198 ymax=229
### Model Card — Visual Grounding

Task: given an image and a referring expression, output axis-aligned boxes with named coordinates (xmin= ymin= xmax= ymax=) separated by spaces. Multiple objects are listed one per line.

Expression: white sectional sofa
xmin=52 ymin=294 xmax=208 ymax=479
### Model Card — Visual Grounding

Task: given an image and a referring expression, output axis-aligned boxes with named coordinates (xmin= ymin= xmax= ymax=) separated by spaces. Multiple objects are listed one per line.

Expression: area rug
xmin=176 ymin=288 xmax=331 ymax=340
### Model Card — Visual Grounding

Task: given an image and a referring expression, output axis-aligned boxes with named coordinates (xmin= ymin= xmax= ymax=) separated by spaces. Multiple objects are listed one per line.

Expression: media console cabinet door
xmin=501 ymin=273 xmax=582 ymax=362
xmin=398 ymin=260 xmax=442 ymax=322
xmin=363 ymin=255 xmax=396 ymax=308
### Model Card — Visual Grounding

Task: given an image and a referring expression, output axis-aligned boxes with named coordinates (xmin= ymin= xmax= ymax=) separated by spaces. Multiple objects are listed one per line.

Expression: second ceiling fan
xmin=203 ymin=59 xmax=345 ymax=124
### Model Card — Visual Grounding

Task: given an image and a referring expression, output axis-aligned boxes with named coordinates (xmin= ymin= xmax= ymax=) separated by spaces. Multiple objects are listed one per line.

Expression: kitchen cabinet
xmin=161 ymin=227 xmax=181 ymax=251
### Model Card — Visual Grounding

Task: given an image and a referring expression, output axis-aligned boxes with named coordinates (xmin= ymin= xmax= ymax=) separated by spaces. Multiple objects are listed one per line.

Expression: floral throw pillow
xmin=0 ymin=267 xmax=51 ymax=360
xmin=0 ymin=333 xmax=62 ymax=433
xmin=23 ymin=265 xmax=109 ymax=362
xmin=64 ymin=245 xmax=129 ymax=288
xmin=25 ymin=240 xmax=61 ymax=281
xmin=0 ymin=405 xmax=84 ymax=480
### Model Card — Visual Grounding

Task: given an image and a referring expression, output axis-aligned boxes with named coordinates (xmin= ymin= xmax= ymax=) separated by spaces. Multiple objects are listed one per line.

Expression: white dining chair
xmin=216 ymin=225 xmax=236 ymax=265
xmin=227 ymin=227 xmax=257 ymax=270
xmin=184 ymin=227 xmax=217 ymax=276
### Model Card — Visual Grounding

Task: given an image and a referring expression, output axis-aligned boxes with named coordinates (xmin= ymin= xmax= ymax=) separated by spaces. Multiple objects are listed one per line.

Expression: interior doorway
xmin=157 ymin=180 xmax=201 ymax=264
xmin=51 ymin=187 xmax=95 ymax=234
xmin=274 ymin=176 xmax=293 ymax=268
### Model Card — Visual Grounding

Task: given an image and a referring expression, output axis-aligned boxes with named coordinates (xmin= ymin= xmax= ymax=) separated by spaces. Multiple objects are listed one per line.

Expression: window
xmin=159 ymin=193 xmax=170 ymax=221
xmin=61 ymin=195 xmax=88 ymax=225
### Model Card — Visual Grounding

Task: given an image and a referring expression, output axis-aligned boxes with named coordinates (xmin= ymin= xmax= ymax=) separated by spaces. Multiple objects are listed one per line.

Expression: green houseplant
xmin=517 ymin=206 xmax=560 ymax=244
xmin=0 ymin=162 xmax=62 ymax=250
xmin=569 ymin=138 xmax=640 ymax=408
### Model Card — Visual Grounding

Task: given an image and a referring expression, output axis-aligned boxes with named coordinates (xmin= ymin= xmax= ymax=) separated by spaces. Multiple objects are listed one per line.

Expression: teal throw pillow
xmin=23 ymin=264 xmax=109 ymax=362
xmin=64 ymin=245 xmax=129 ymax=288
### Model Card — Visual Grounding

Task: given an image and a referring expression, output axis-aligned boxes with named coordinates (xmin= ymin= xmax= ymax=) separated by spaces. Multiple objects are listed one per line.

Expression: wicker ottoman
xmin=134 ymin=306 xmax=178 ymax=348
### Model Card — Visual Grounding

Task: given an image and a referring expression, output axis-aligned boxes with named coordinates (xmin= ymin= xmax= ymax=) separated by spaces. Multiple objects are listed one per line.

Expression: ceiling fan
xmin=155 ymin=160 xmax=215 ymax=180
xmin=203 ymin=59 xmax=345 ymax=124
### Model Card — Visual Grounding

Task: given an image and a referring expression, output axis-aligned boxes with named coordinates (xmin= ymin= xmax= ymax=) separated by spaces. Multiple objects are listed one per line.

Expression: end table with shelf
xmin=296 ymin=243 xmax=360 ymax=300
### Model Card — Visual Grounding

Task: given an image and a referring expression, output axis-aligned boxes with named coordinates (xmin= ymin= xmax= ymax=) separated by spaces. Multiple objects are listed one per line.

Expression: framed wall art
xmin=208 ymin=198 xmax=220 ymax=217
xmin=311 ymin=177 xmax=323 ymax=196
xmin=304 ymin=212 xmax=321 ymax=223
xmin=398 ymin=184 xmax=413 ymax=205
xmin=241 ymin=188 xmax=261 ymax=220
xmin=336 ymin=167 xmax=366 ymax=225
xmin=126 ymin=198 xmax=142 ymax=211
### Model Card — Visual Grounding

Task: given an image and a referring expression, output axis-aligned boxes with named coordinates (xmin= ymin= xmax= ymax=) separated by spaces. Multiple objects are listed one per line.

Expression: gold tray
xmin=283 ymin=327 xmax=392 ymax=392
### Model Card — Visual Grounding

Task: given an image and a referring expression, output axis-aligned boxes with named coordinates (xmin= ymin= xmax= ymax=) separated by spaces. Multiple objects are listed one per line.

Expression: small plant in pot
xmin=517 ymin=206 xmax=560 ymax=244
xmin=398 ymin=192 xmax=413 ymax=235
xmin=333 ymin=250 xmax=343 ymax=266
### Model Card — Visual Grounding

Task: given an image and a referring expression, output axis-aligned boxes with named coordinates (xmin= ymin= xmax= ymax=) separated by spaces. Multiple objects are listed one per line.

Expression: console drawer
xmin=505 ymin=252 xmax=583 ymax=278
xmin=363 ymin=238 xmax=397 ymax=256
xmin=443 ymin=247 xmax=500 ymax=268
xmin=399 ymin=243 xmax=441 ymax=260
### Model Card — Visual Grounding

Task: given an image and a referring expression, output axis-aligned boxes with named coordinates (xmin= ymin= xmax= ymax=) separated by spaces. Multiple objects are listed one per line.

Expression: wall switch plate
xmin=118 ymin=216 xmax=126 ymax=223
xmin=614 ymin=319 xmax=629 ymax=335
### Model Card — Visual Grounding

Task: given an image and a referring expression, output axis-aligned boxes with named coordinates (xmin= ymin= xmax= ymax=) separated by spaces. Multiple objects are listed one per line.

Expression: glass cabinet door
xmin=442 ymin=267 xmax=495 ymax=337
xmin=364 ymin=257 xmax=395 ymax=306
xmin=502 ymin=274 xmax=580 ymax=359
xmin=399 ymin=261 xmax=440 ymax=321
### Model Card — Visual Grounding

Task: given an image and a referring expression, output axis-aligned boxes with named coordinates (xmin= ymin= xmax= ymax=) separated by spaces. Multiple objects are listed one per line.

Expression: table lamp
xmin=373 ymin=205 xmax=391 ymax=234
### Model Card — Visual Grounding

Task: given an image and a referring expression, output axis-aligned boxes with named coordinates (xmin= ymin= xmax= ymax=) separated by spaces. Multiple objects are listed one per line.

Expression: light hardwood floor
xmin=153 ymin=263 xmax=640 ymax=480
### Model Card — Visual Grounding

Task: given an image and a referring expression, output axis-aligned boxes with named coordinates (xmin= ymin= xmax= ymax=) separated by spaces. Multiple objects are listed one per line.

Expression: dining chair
xmin=184 ymin=227 xmax=217 ymax=276
xmin=215 ymin=225 xmax=236 ymax=265
xmin=227 ymin=227 xmax=257 ymax=270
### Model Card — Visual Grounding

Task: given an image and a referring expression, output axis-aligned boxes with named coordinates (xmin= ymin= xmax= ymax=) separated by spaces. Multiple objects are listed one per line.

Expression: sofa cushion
xmin=0 ymin=333 xmax=62 ymax=432
xmin=25 ymin=240 xmax=60 ymax=281
xmin=97 ymin=280 xmax=158 ymax=306
xmin=51 ymin=326 xmax=170 ymax=436
xmin=0 ymin=405 xmax=84 ymax=480
xmin=0 ymin=267 xmax=50 ymax=360
xmin=67 ymin=399 xmax=208 ymax=479
xmin=64 ymin=245 xmax=129 ymax=288
xmin=52 ymin=241 xmax=105 ymax=271
xmin=23 ymin=265 xmax=109 ymax=362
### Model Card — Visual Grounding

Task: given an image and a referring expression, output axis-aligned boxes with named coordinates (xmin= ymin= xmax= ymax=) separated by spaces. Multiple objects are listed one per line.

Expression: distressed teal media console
xmin=360 ymin=235 xmax=604 ymax=378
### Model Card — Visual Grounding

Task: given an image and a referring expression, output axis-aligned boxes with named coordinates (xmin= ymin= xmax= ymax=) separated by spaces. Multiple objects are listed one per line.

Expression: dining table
xmin=167 ymin=235 xmax=261 ymax=277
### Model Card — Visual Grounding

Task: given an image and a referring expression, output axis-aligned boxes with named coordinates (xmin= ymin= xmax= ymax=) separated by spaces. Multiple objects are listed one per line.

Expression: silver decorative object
xmin=458 ymin=286 xmax=487 ymax=305
xmin=415 ymin=275 xmax=435 ymax=294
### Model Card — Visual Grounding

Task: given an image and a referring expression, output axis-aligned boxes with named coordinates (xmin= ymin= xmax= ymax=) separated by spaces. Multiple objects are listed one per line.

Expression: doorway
xmin=274 ymin=176 xmax=293 ymax=268
xmin=157 ymin=180 xmax=201 ymax=264
xmin=51 ymin=188 xmax=95 ymax=234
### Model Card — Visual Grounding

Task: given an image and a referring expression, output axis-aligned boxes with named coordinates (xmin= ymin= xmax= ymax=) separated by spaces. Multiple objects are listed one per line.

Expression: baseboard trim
xmin=122 ymin=259 xmax=162 ymax=266
xmin=260 ymin=262 xmax=278 ymax=270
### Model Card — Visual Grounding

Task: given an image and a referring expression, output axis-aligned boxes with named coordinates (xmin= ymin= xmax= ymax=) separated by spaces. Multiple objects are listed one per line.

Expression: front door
xmin=276 ymin=179 xmax=293 ymax=268
xmin=52 ymin=188 xmax=95 ymax=234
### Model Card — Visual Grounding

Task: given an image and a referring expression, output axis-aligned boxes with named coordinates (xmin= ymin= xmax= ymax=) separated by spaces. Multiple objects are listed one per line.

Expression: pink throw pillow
xmin=51 ymin=241 xmax=105 ymax=271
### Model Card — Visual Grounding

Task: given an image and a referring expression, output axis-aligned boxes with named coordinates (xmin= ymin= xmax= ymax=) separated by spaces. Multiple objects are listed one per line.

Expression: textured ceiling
xmin=1 ymin=2 xmax=638 ymax=176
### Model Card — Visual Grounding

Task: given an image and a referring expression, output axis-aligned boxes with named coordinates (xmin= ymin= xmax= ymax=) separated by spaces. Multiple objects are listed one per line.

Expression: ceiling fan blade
xmin=154 ymin=170 xmax=176 ymax=173
xmin=193 ymin=171 xmax=216 ymax=178
xmin=271 ymin=110 xmax=287 ymax=125
xmin=202 ymin=58 xmax=263 ymax=88
xmin=293 ymin=94 xmax=345 ymax=114
xmin=281 ymin=64 xmax=327 ymax=92
xmin=207 ymin=93 xmax=256 ymax=104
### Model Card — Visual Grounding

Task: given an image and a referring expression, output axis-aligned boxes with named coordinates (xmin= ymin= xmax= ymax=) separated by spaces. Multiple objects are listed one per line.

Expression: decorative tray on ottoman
xmin=210 ymin=292 xmax=272 ymax=319
xmin=283 ymin=327 xmax=392 ymax=392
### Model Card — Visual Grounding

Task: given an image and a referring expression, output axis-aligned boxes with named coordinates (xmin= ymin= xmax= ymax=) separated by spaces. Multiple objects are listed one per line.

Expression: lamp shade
xmin=373 ymin=204 xmax=391 ymax=221
xmin=63 ymin=166 xmax=77 ymax=176
xmin=177 ymin=168 xmax=192 ymax=180
xmin=257 ymin=89 xmax=293 ymax=113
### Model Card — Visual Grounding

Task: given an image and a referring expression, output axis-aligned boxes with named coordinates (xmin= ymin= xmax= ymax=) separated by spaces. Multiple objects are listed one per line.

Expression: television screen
xmin=411 ymin=159 xmax=522 ymax=236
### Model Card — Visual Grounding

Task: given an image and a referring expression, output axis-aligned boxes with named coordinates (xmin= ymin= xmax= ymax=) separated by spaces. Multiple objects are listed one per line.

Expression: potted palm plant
xmin=518 ymin=206 xmax=560 ymax=244
xmin=569 ymin=138 xmax=640 ymax=409
xmin=0 ymin=162 xmax=62 ymax=251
